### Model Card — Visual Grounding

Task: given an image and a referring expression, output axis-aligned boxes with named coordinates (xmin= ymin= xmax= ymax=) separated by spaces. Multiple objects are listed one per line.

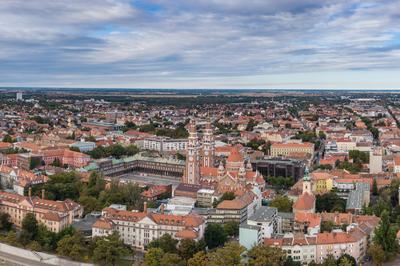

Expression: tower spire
xmin=183 ymin=119 xmax=200 ymax=184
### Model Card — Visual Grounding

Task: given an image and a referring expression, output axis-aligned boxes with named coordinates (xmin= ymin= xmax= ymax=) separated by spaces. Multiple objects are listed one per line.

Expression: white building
xmin=266 ymin=234 xmax=317 ymax=265
xmin=143 ymin=137 xmax=188 ymax=152
xmin=92 ymin=206 xmax=205 ymax=250
xmin=16 ymin=92 xmax=23 ymax=101
xmin=369 ymin=148 xmax=382 ymax=174
xmin=239 ymin=206 xmax=278 ymax=249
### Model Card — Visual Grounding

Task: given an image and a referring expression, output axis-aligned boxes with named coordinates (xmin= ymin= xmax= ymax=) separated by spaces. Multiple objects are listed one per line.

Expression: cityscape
xmin=1 ymin=1 xmax=400 ymax=266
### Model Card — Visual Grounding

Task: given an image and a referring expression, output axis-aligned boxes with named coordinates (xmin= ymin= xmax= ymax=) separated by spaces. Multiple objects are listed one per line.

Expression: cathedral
xmin=183 ymin=120 xmax=265 ymax=194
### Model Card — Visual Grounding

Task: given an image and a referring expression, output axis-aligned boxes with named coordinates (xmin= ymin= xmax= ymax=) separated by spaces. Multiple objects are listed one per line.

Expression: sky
xmin=1 ymin=0 xmax=400 ymax=89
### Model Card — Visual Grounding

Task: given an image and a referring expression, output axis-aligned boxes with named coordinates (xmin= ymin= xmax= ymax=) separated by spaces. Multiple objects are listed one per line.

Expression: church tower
xmin=183 ymin=120 xmax=200 ymax=184
xmin=302 ymin=167 xmax=312 ymax=194
xmin=202 ymin=120 xmax=215 ymax=167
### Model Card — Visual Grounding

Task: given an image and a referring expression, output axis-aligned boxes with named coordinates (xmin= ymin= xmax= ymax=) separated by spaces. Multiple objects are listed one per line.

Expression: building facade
xmin=143 ymin=137 xmax=188 ymax=152
xmin=270 ymin=142 xmax=314 ymax=157
xmin=183 ymin=120 xmax=201 ymax=184
xmin=0 ymin=190 xmax=83 ymax=233
xmin=92 ymin=206 xmax=205 ymax=250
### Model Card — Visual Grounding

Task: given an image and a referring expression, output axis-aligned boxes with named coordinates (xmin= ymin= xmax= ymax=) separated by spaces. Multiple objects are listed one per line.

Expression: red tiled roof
xmin=293 ymin=192 xmax=315 ymax=211
xmin=93 ymin=218 xmax=114 ymax=229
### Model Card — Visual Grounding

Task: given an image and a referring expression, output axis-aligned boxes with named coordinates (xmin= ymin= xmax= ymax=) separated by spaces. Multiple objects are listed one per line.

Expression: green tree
xmin=178 ymin=239 xmax=205 ymax=261
xmin=320 ymin=220 xmax=335 ymax=233
xmin=373 ymin=178 xmax=378 ymax=196
xmin=143 ymin=248 xmax=165 ymax=266
xmin=125 ymin=144 xmax=139 ymax=156
xmin=337 ymin=254 xmax=356 ymax=266
xmin=29 ymin=157 xmax=42 ymax=170
xmin=56 ymin=231 xmax=88 ymax=261
xmin=316 ymin=192 xmax=346 ymax=213
xmin=223 ymin=221 xmax=239 ymax=237
xmin=78 ymin=195 xmax=100 ymax=214
xmin=2 ymin=134 xmax=13 ymax=143
xmin=19 ymin=213 xmax=38 ymax=245
xmin=318 ymin=131 xmax=326 ymax=140
xmin=147 ymin=233 xmax=178 ymax=253
xmin=269 ymin=196 xmax=293 ymax=212
xmin=187 ymin=251 xmax=208 ymax=266
xmin=35 ymin=224 xmax=59 ymax=251
xmin=321 ymin=255 xmax=336 ymax=266
xmin=160 ymin=253 xmax=185 ymax=266
xmin=247 ymin=244 xmax=286 ymax=266
xmin=4 ymin=231 xmax=20 ymax=247
xmin=26 ymin=240 xmax=42 ymax=251
xmin=207 ymin=242 xmax=245 ymax=266
xmin=284 ymin=257 xmax=301 ymax=266
xmin=373 ymin=199 xmax=391 ymax=217
xmin=124 ymin=121 xmax=137 ymax=130
xmin=368 ymin=243 xmax=385 ymax=266
xmin=349 ymin=150 xmax=369 ymax=164
xmin=267 ymin=176 xmax=295 ymax=189
xmin=373 ymin=210 xmax=398 ymax=259
xmin=246 ymin=139 xmax=266 ymax=150
xmin=106 ymin=144 xmax=126 ymax=159
xmin=69 ymin=146 xmax=81 ymax=152
xmin=140 ymin=123 xmax=156 ymax=133
xmin=0 ymin=213 xmax=12 ymax=231
xmin=92 ymin=232 xmax=130 ymax=266
xmin=204 ymin=223 xmax=227 ymax=249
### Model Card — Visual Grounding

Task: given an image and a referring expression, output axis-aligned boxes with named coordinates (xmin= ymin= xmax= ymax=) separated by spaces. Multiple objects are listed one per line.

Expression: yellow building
xmin=270 ymin=142 xmax=314 ymax=157
xmin=311 ymin=172 xmax=334 ymax=194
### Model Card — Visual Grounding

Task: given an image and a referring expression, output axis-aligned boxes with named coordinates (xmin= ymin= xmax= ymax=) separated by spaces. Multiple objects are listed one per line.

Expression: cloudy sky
xmin=1 ymin=0 xmax=400 ymax=89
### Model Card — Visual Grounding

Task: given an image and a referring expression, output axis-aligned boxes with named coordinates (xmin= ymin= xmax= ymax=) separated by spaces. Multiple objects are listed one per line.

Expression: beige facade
xmin=93 ymin=207 xmax=205 ymax=250
xmin=270 ymin=142 xmax=314 ymax=157
xmin=0 ymin=191 xmax=83 ymax=233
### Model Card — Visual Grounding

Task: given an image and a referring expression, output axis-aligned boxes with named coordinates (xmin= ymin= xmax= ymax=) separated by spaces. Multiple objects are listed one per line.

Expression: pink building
xmin=316 ymin=227 xmax=367 ymax=264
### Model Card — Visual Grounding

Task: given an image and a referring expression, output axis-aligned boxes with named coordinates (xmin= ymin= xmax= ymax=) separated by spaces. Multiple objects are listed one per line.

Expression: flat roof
xmin=248 ymin=206 xmax=277 ymax=222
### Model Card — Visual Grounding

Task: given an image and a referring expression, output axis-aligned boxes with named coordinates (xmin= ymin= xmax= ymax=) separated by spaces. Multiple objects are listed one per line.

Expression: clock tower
xmin=202 ymin=120 xmax=215 ymax=167
xmin=183 ymin=120 xmax=200 ymax=184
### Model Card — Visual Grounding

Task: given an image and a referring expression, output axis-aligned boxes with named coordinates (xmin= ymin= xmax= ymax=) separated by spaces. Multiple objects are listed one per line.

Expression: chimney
xmin=28 ymin=187 xmax=32 ymax=198
xmin=143 ymin=202 xmax=147 ymax=213
xmin=160 ymin=204 xmax=165 ymax=214
xmin=41 ymin=189 xmax=45 ymax=199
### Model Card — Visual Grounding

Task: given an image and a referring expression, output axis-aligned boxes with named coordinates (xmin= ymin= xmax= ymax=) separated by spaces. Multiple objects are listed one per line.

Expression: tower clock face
xmin=189 ymin=157 xmax=193 ymax=162
xmin=205 ymin=151 xmax=209 ymax=155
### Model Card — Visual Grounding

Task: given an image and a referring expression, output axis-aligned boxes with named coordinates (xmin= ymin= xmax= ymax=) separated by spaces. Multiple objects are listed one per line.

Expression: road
xmin=0 ymin=250 xmax=53 ymax=266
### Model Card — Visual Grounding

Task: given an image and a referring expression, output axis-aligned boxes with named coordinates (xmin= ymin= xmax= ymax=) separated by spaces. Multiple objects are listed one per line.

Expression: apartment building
xmin=92 ymin=206 xmax=205 ymax=250
xmin=239 ymin=206 xmax=279 ymax=249
xmin=265 ymin=235 xmax=317 ymax=265
xmin=316 ymin=228 xmax=367 ymax=264
xmin=0 ymin=165 xmax=47 ymax=194
xmin=208 ymin=198 xmax=248 ymax=224
xmin=41 ymin=149 xmax=91 ymax=168
xmin=265 ymin=217 xmax=379 ymax=265
xmin=196 ymin=188 xmax=216 ymax=208
xmin=0 ymin=190 xmax=83 ymax=233
xmin=270 ymin=142 xmax=314 ymax=157
xmin=143 ymin=137 xmax=188 ymax=152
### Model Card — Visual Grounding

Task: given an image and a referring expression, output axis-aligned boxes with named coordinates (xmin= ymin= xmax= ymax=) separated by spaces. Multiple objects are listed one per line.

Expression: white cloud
xmin=0 ymin=0 xmax=399 ymax=88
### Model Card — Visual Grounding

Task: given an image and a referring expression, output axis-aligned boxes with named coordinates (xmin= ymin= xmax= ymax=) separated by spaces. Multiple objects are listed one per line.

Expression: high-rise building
xmin=16 ymin=92 xmax=23 ymax=101
xmin=183 ymin=120 xmax=200 ymax=184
